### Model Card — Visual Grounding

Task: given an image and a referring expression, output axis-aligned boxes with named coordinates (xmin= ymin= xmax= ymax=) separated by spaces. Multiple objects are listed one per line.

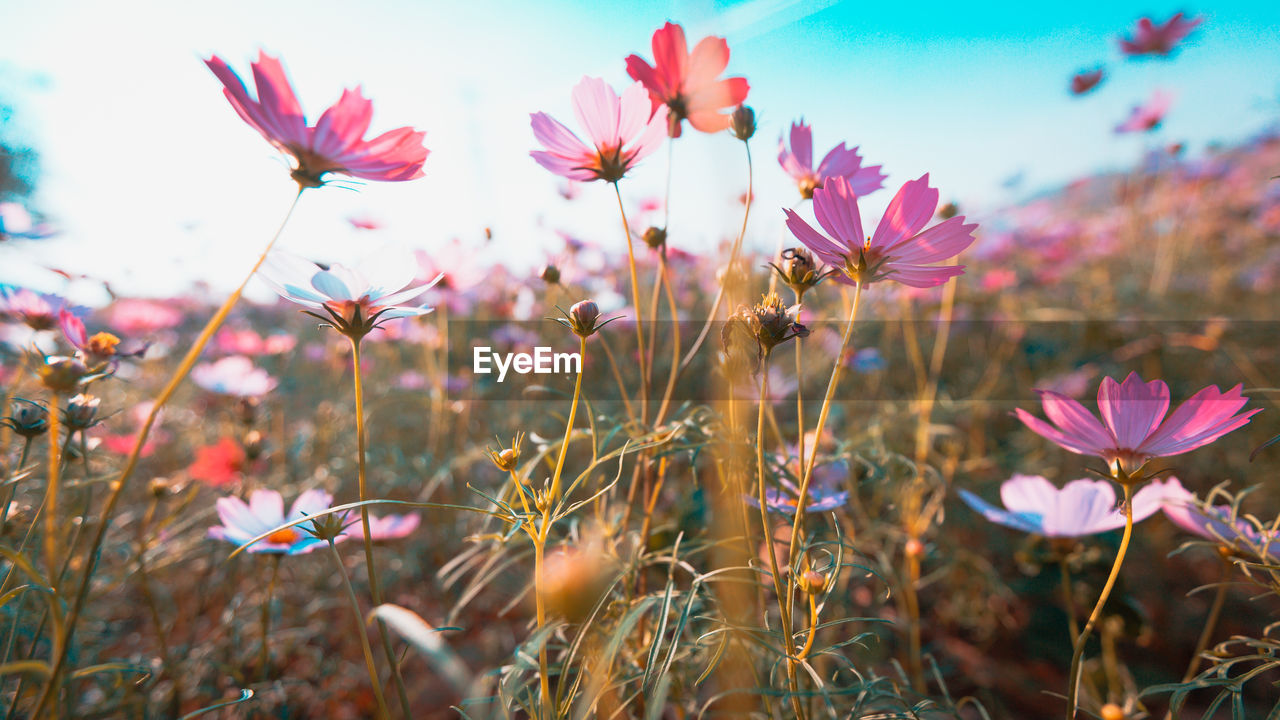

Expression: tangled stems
xmin=753 ymin=358 xmax=805 ymax=720
xmin=348 ymin=338 xmax=413 ymax=719
xmin=613 ymin=182 xmax=649 ymax=424
xmin=785 ymin=282 xmax=863 ymax=627
xmin=35 ymin=188 xmax=305 ymax=716
xmin=326 ymin=539 xmax=391 ymax=720
xmin=1065 ymin=483 xmax=1134 ymax=720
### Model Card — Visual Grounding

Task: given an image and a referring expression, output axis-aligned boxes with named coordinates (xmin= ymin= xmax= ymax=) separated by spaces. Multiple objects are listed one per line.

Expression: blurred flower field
xmin=2 ymin=10 xmax=1280 ymax=720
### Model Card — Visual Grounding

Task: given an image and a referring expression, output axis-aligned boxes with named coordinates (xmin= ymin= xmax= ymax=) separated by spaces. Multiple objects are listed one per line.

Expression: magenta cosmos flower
xmin=208 ymin=489 xmax=340 ymax=554
xmin=205 ymin=52 xmax=428 ymax=188
xmin=1070 ymin=69 xmax=1105 ymax=96
xmin=1116 ymin=90 xmax=1174 ymax=134
xmin=961 ymin=474 xmax=1179 ymax=537
xmin=1119 ymin=13 xmax=1203 ymax=57
xmin=347 ymin=512 xmax=420 ymax=541
xmin=625 ymin=21 xmax=749 ymax=138
xmin=1016 ymin=373 xmax=1260 ymax=478
xmin=778 ymin=120 xmax=885 ymax=200
xmin=783 ymin=174 xmax=978 ymax=288
xmin=530 ymin=77 xmax=668 ymax=183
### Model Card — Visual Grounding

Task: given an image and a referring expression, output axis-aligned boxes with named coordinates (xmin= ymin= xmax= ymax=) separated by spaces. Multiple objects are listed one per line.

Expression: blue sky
xmin=1 ymin=0 xmax=1278 ymax=301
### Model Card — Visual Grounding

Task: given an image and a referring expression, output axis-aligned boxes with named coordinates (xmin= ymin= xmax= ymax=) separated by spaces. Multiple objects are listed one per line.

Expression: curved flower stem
xmin=260 ymin=554 xmax=281 ymax=682
xmin=327 ymin=540 xmax=391 ymax=720
xmin=550 ymin=336 xmax=586 ymax=503
xmin=1065 ymin=483 xmax=1134 ymax=720
xmin=612 ymin=182 xmax=649 ymax=424
xmin=798 ymin=592 xmax=819 ymax=661
xmin=43 ymin=396 xmax=61 ymax=582
xmin=36 ymin=189 xmax=305 ymax=716
xmin=349 ymin=338 xmax=413 ymax=719
xmin=785 ymin=282 xmax=863 ymax=629
xmin=753 ymin=358 xmax=804 ymax=720
xmin=678 ymin=141 xmax=752 ymax=376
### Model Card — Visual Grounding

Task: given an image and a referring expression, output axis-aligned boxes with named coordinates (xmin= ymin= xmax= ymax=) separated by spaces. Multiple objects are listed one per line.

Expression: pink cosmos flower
xmin=529 ymin=77 xmax=668 ymax=183
xmin=191 ymin=355 xmax=278 ymax=397
xmin=961 ymin=474 xmax=1179 ymax=536
xmin=1070 ymin=69 xmax=1105 ymax=96
xmin=347 ymin=512 xmax=420 ymax=541
xmin=1119 ymin=13 xmax=1203 ymax=57
xmin=213 ymin=328 xmax=296 ymax=356
xmin=1016 ymin=372 xmax=1260 ymax=477
xmin=783 ymin=174 xmax=978 ymax=288
xmin=208 ymin=489 xmax=340 ymax=554
xmin=625 ymin=22 xmax=749 ymax=138
xmin=778 ymin=120 xmax=885 ymax=200
xmin=106 ymin=299 xmax=183 ymax=335
xmin=1116 ymin=90 xmax=1174 ymax=134
xmin=1161 ymin=480 xmax=1279 ymax=561
xmin=205 ymin=52 xmax=428 ymax=188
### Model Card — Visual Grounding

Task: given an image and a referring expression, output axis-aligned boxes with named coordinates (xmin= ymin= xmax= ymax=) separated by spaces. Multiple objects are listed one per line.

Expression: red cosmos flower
xmin=205 ymin=52 xmax=429 ymax=188
xmin=189 ymin=437 xmax=247 ymax=487
xmin=1119 ymin=13 xmax=1203 ymax=57
xmin=1070 ymin=69 xmax=1105 ymax=96
xmin=625 ymin=22 xmax=749 ymax=138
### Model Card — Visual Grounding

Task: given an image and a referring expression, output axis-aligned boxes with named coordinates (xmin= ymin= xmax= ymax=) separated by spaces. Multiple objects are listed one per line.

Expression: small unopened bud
xmin=770 ymin=247 xmax=826 ymax=300
xmin=642 ymin=226 xmax=667 ymax=250
xmin=488 ymin=433 xmax=524 ymax=473
xmin=539 ymin=264 xmax=561 ymax=285
xmin=4 ymin=400 xmax=50 ymax=438
xmin=305 ymin=511 xmax=352 ymax=543
xmin=799 ymin=569 xmax=827 ymax=594
xmin=905 ymin=538 xmax=925 ymax=559
xmin=937 ymin=202 xmax=959 ymax=220
xmin=565 ymin=300 xmax=602 ymax=338
xmin=38 ymin=356 xmax=90 ymax=394
xmin=63 ymin=393 xmax=101 ymax=430
xmin=534 ymin=489 xmax=552 ymax=513
xmin=1099 ymin=704 xmax=1125 ymax=720
xmin=149 ymin=477 xmax=173 ymax=499
xmin=730 ymin=105 xmax=756 ymax=141
xmin=243 ymin=430 xmax=265 ymax=461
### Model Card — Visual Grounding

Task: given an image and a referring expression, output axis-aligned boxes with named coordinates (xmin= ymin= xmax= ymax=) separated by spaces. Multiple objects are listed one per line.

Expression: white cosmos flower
xmin=260 ymin=246 xmax=443 ymax=334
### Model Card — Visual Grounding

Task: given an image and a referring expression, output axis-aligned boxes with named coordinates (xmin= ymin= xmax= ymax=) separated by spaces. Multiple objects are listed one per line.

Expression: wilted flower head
xmin=3 ymin=399 xmax=49 ymax=439
xmin=37 ymin=355 xmax=93 ymax=394
xmin=205 ymin=52 xmax=428 ymax=188
xmin=1119 ymin=13 xmax=1203 ymax=57
xmin=1070 ymin=68 xmax=1106 ymax=96
xmin=625 ymin=22 xmax=749 ymax=138
xmin=778 ymin=120 xmax=885 ymax=200
xmin=785 ymin=174 xmax=978 ymax=288
xmin=1116 ymin=90 xmax=1174 ymax=134
xmin=260 ymin=247 xmax=442 ymax=339
xmin=192 ymin=355 xmax=278 ymax=398
xmin=530 ymin=77 xmax=668 ymax=183
xmin=208 ymin=488 xmax=339 ymax=554
xmin=743 ymin=293 xmax=808 ymax=353
xmin=1016 ymin=372 xmax=1260 ymax=481
xmin=961 ymin=474 xmax=1179 ymax=537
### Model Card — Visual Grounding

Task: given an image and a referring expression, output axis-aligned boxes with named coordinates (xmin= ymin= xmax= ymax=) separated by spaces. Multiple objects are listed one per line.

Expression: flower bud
xmin=937 ymin=202 xmax=959 ymax=220
xmin=799 ymin=569 xmax=827 ymax=594
xmin=566 ymin=300 xmax=602 ymax=338
xmin=770 ymin=247 xmax=827 ymax=300
xmin=539 ymin=264 xmax=561 ymax=285
xmin=487 ymin=433 xmax=524 ymax=473
xmin=63 ymin=393 xmax=101 ymax=430
xmin=4 ymin=399 xmax=50 ymax=438
xmin=149 ymin=477 xmax=173 ymax=499
xmin=730 ymin=105 xmax=756 ymax=141
xmin=642 ymin=226 xmax=667 ymax=250
xmin=1100 ymin=704 xmax=1125 ymax=720
xmin=38 ymin=356 xmax=90 ymax=394
xmin=243 ymin=429 xmax=265 ymax=461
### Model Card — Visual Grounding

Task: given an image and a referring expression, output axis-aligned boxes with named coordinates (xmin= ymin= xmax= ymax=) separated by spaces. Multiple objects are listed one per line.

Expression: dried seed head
xmin=4 ymin=399 xmax=50 ymax=438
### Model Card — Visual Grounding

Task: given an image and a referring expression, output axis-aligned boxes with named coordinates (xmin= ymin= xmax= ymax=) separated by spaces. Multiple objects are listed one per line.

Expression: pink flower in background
xmin=208 ymin=489 xmax=340 ymax=554
xmin=784 ymin=175 xmax=978 ymax=288
xmin=961 ymin=474 xmax=1179 ymax=536
xmin=192 ymin=355 xmax=278 ymax=397
xmin=778 ymin=120 xmax=885 ymax=199
xmin=106 ymin=299 xmax=183 ymax=335
xmin=347 ymin=512 xmax=420 ymax=541
xmin=1069 ymin=69 xmax=1105 ymax=95
xmin=529 ymin=77 xmax=668 ymax=183
xmin=214 ymin=328 xmax=296 ymax=356
xmin=347 ymin=215 xmax=382 ymax=230
xmin=1161 ymin=480 xmax=1279 ymax=561
xmin=205 ymin=52 xmax=429 ymax=188
xmin=1016 ymin=372 xmax=1260 ymax=476
xmin=625 ymin=22 xmax=749 ymax=138
xmin=189 ymin=437 xmax=247 ymax=487
xmin=1119 ymin=13 xmax=1203 ymax=57
xmin=0 ymin=288 xmax=77 ymax=331
xmin=1116 ymin=90 xmax=1174 ymax=133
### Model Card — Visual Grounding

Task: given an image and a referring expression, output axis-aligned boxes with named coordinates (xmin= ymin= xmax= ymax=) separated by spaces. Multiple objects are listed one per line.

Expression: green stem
xmin=349 ymin=338 xmax=414 ymax=719
xmin=327 ymin=540 xmax=391 ymax=720
xmin=1065 ymin=484 xmax=1134 ymax=719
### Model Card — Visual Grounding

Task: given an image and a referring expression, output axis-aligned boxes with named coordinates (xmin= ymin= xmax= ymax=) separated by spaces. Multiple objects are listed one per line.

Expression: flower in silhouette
xmin=1070 ymin=69 xmax=1105 ymax=96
